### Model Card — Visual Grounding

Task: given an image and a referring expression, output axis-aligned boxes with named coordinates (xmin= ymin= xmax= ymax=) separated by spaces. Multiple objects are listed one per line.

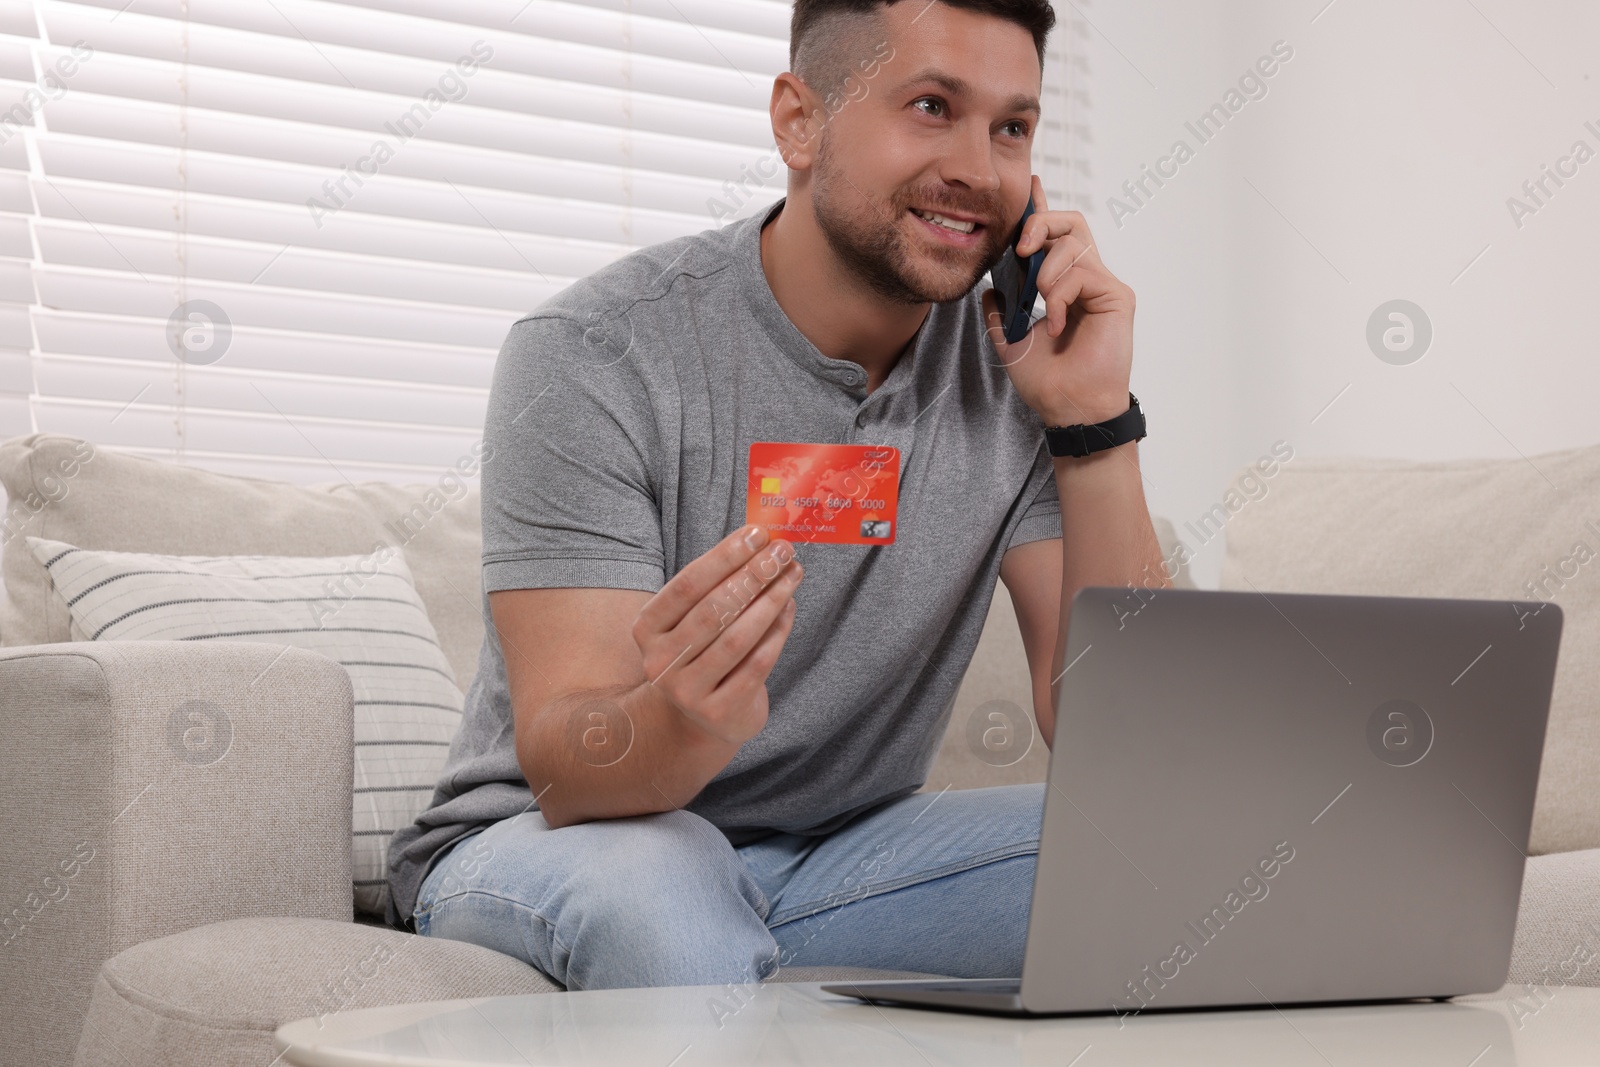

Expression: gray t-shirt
xmin=384 ymin=197 xmax=1061 ymax=930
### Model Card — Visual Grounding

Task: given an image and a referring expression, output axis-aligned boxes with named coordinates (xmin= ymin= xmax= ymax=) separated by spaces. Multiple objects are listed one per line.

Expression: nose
xmin=937 ymin=116 xmax=1001 ymax=198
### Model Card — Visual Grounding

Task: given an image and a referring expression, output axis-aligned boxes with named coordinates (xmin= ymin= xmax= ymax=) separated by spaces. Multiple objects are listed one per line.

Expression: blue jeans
xmin=411 ymin=783 xmax=1044 ymax=990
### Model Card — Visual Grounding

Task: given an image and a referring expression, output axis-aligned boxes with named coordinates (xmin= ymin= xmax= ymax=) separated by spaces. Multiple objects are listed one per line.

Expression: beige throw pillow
xmin=0 ymin=433 xmax=486 ymax=690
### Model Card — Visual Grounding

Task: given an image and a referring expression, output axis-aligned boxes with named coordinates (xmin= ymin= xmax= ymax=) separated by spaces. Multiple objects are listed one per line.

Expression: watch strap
xmin=1044 ymin=393 xmax=1146 ymax=457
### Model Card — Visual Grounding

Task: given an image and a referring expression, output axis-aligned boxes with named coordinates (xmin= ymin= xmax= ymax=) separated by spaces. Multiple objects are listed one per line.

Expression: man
xmin=385 ymin=0 xmax=1171 ymax=989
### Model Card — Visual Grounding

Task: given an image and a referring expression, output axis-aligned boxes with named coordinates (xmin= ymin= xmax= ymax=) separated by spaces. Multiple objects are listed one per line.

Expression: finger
xmin=672 ymin=559 xmax=800 ymax=694
xmin=713 ymin=595 xmax=798 ymax=702
xmin=1036 ymin=237 xmax=1104 ymax=336
xmin=1017 ymin=175 xmax=1050 ymax=256
xmin=1021 ymin=208 xmax=1104 ymax=267
xmin=1039 ymin=264 xmax=1132 ymax=338
xmin=1035 ymin=231 xmax=1093 ymax=295
xmin=700 ymin=540 xmax=797 ymax=633
xmin=1041 ymin=268 xmax=1090 ymax=338
xmin=636 ymin=525 xmax=784 ymax=635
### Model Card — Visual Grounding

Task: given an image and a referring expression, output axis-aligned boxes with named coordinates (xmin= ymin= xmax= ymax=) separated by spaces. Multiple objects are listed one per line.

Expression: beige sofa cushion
xmin=0 ymin=433 xmax=486 ymax=690
xmin=1219 ymin=443 xmax=1600 ymax=854
xmin=70 ymin=915 xmax=947 ymax=1067
xmin=70 ymin=917 xmax=559 ymax=1067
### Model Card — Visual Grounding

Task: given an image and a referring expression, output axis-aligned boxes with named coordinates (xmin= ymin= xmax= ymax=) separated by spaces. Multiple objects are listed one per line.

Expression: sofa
xmin=1 ymin=431 xmax=1596 ymax=1067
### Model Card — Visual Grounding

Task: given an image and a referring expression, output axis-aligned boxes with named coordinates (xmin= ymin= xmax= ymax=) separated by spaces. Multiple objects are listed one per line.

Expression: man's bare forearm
xmin=517 ymin=681 xmax=741 ymax=828
xmin=1045 ymin=441 xmax=1172 ymax=744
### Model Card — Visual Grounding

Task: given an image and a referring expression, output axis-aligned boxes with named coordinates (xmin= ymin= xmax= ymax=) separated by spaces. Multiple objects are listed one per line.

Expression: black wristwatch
xmin=1044 ymin=393 xmax=1146 ymax=457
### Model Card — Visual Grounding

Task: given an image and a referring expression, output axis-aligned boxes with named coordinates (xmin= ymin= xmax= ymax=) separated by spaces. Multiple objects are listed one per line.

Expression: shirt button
xmin=855 ymin=412 xmax=866 ymax=427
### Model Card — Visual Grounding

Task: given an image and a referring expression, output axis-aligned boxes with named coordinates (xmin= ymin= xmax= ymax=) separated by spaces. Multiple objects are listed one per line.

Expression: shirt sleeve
xmin=1005 ymin=443 xmax=1063 ymax=552
xmin=478 ymin=313 xmax=666 ymax=595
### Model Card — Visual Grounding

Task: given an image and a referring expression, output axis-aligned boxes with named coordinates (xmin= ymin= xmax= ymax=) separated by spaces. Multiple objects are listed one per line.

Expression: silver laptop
xmin=824 ymin=585 xmax=1564 ymax=1016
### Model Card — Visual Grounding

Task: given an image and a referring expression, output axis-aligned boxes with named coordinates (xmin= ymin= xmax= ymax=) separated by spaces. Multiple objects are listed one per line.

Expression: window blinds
xmin=0 ymin=0 xmax=1087 ymax=486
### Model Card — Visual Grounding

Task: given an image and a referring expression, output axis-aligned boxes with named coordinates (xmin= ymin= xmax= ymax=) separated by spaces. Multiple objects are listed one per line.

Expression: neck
xmin=758 ymin=193 xmax=930 ymax=394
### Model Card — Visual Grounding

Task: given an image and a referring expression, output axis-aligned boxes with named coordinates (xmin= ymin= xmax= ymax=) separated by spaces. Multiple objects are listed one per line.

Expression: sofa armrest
xmin=0 ymin=640 xmax=353 ymax=1067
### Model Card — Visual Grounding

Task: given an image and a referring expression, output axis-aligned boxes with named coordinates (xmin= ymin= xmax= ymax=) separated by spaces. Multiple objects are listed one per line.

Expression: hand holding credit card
xmin=746 ymin=442 xmax=901 ymax=545
xmin=631 ymin=523 xmax=802 ymax=748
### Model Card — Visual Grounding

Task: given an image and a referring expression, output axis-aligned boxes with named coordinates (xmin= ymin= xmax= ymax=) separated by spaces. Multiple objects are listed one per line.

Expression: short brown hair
xmin=790 ymin=0 xmax=1056 ymax=96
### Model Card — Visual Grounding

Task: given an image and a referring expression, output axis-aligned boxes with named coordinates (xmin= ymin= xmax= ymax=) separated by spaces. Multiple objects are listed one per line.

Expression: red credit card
xmin=746 ymin=442 xmax=900 ymax=545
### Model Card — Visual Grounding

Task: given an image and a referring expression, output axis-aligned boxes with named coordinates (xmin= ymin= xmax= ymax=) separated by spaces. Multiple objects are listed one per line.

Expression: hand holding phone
xmin=988 ymin=194 xmax=1046 ymax=345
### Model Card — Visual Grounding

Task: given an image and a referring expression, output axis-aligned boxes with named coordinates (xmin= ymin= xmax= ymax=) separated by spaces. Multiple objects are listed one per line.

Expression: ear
xmin=770 ymin=72 xmax=825 ymax=172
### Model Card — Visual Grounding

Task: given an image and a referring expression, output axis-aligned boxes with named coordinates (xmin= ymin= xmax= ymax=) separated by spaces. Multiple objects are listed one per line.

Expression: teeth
xmin=914 ymin=209 xmax=976 ymax=234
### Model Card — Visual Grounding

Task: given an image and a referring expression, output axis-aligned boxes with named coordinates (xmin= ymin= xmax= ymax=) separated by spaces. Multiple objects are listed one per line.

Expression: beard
xmin=810 ymin=135 xmax=1013 ymax=306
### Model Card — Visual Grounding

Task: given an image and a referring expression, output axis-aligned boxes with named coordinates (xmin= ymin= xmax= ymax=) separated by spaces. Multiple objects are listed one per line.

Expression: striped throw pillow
xmin=27 ymin=536 xmax=462 ymax=919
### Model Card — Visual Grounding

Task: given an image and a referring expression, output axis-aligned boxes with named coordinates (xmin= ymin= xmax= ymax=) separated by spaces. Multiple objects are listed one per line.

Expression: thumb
xmin=981 ymin=284 xmax=1044 ymax=371
xmin=980 ymin=286 xmax=1011 ymax=355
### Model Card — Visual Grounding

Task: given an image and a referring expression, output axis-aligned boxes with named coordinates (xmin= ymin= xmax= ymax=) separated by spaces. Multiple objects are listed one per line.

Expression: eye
xmin=911 ymin=96 xmax=946 ymax=118
xmin=1001 ymin=119 xmax=1030 ymax=139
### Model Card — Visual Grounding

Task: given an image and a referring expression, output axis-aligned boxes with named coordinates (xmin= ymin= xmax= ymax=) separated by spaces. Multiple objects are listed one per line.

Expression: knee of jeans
xmin=558 ymin=809 xmax=768 ymax=919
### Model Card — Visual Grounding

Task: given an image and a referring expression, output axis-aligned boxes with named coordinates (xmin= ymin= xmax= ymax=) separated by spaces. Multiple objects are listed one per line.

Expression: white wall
xmin=1080 ymin=0 xmax=1600 ymax=588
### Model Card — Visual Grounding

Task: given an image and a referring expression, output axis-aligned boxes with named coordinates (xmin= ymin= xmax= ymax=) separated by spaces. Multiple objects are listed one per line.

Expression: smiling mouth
xmin=909 ymin=207 xmax=983 ymax=236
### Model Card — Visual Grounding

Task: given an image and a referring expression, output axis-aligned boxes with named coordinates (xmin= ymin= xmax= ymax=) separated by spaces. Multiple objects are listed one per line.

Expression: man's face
xmin=808 ymin=2 xmax=1041 ymax=305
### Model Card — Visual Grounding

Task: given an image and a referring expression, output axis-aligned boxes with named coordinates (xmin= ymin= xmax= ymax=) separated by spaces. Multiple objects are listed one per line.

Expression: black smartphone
xmin=988 ymin=194 xmax=1046 ymax=344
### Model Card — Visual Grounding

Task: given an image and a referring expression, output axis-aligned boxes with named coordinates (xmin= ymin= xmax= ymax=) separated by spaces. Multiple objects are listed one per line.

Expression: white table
xmin=275 ymin=982 xmax=1600 ymax=1066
